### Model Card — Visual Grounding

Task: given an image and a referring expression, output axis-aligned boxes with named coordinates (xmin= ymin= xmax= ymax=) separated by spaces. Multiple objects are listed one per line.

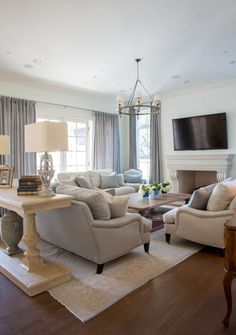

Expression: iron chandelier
xmin=116 ymin=58 xmax=161 ymax=116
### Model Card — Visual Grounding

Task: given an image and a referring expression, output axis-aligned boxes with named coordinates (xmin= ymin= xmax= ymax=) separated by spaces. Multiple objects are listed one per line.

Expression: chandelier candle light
xmin=116 ymin=58 xmax=161 ymax=116
xmin=25 ymin=121 xmax=68 ymax=197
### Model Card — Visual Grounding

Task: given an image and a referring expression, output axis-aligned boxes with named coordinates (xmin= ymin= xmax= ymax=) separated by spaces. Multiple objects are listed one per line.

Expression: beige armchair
xmin=36 ymin=200 xmax=151 ymax=274
xmin=163 ymin=181 xmax=236 ymax=249
xmin=163 ymin=205 xmax=234 ymax=249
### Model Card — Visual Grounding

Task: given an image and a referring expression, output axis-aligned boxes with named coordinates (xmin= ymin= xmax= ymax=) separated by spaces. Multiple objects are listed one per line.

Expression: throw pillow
xmin=56 ymin=184 xmax=111 ymax=220
xmin=100 ymin=174 xmax=119 ymax=189
xmin=74 ymin=175 xmax=93 ymax=189
xmin=102 ymin=191 xmax=129 ymax=218
xmin=187 ymin=183 xmax=216 ymax=210
xmin=117 ymin=174 xmax=126 ymax=186
xmin=125 ymin=174 xmax=142 ymax=183
xmin=207 ymin=182 xmax=236 ymax=211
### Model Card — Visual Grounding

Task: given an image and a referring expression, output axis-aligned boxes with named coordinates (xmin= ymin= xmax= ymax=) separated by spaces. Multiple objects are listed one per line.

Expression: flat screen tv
xmin=172 ymin=112 xmax=227 ymax=150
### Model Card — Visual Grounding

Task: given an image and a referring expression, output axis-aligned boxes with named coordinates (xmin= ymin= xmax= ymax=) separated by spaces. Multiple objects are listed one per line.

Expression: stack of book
xmin=17 ymin=176 xmax=42 ymax=195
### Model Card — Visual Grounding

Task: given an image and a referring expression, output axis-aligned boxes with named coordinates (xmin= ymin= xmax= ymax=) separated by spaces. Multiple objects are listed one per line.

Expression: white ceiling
xmin=0 ymin=0 xmax=236 ymax=98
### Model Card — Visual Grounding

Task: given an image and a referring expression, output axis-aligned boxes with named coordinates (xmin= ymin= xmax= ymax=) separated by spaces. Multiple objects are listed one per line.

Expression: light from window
xmin=137 ymin=115 xmax=150 ymax=181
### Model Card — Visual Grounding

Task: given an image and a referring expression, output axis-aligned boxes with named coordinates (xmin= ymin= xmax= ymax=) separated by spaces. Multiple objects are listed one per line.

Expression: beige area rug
xmin=38 ymin=230 xmax=202 ymax=322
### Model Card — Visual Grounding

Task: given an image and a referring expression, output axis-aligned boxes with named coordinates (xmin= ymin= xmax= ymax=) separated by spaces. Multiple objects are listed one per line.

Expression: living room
xmin=1 ymin=1 xmax=236 ymax=334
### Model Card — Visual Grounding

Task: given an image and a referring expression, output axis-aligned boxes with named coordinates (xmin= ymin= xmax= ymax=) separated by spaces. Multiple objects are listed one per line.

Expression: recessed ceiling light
xmin=229 ymin=60 xmax=236 ymax=64
xmin=93 ymin=75 xmax=97 ymax=79
xmin=6 ymin=51 xmax=12 ymax=54
xmin=222 ymin=50 xmax=229 ymax=54
xmin=172 ymin=75 xmax=180 ymax=79
xmin=182 ymin=80 xmax=190 ymax=84
xmin=33 ymin=59 xmax=42 ymax=63
xmin=24 ymin=64 xmax=34 ymax=69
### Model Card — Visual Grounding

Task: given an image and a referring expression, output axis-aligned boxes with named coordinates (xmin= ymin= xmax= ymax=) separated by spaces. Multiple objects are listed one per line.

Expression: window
xmin=137 ymin=115 xmax=150 ymax=181
xmin=36 ymin=116 xmax=90 ymax=174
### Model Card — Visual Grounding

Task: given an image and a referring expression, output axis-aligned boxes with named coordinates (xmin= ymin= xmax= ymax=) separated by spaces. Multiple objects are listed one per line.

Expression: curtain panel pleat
xmin=0 ymin=96 xmax=36 ymax=178
xmin=92 ymin=111 xmax=121 ymax=172
xmin=149 ymin=112 xmax=162 ymax=182
xmin=129 ymin=109 xmax=137 ymax=169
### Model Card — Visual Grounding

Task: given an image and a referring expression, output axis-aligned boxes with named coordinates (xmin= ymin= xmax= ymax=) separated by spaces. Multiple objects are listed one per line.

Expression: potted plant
xmin=151 ymin=181 xmax=161 ymax=198
xmin=139 ymin=184 xmax=151 ymax=198
xmin=159 ymin=180 xmax=171 ymax=193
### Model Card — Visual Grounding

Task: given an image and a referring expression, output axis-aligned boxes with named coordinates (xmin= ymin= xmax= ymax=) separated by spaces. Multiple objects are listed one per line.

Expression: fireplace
xmin=166 ymin=154 xmax=233 ymax=193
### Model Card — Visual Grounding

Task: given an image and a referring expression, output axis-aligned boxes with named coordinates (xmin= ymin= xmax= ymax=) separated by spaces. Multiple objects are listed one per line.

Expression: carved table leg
xmin=21 ymin=213 xmax=44 ymax=272
xmin=223 ymin=272 xmax=233 ymax=327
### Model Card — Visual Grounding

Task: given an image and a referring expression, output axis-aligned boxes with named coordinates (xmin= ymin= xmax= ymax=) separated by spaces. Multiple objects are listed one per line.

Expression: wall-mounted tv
xmin=172 ymin=112 xmax=227 ymax=150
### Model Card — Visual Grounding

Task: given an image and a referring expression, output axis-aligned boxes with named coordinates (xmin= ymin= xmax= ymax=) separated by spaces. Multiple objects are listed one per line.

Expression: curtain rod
xmin=1 ymin=94 xmax=104 ymax=113
xmin=36 ymin=100 xmax=103 ymax=113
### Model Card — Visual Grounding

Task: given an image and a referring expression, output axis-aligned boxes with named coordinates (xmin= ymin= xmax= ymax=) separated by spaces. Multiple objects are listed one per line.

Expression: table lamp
xmin=0 ymin=135 xmax=10 ymax=165
xmin=25 ymin=121 xmax=68 ymax=197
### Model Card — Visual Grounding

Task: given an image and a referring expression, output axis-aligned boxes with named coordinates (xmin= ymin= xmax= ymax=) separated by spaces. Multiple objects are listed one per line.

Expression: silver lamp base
xmin=38 ymin=151 xmax=55 ymax=197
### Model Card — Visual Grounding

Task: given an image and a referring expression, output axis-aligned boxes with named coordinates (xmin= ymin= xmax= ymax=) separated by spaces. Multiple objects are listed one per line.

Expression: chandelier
xmin=116 ymin=58 xmax=161 ymax=116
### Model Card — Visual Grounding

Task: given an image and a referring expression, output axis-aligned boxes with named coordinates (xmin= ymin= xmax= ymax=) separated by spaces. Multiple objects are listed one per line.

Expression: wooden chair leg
xmin=96 ymin=264 xmax=104 ymax=274
xmin=144 ymin=242 xmax=150 ymax=253
xmin=165 ymin=233 xmax=171 ymax=244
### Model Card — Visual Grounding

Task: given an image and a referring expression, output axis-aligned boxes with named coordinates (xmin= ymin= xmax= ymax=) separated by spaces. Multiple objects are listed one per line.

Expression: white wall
xmin=161 ymin=80 xmax=236 ymax=180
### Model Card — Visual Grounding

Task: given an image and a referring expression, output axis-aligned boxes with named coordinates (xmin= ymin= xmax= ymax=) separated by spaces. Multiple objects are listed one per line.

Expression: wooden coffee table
xmin=128 ymin=192 xmax=191 ymax=232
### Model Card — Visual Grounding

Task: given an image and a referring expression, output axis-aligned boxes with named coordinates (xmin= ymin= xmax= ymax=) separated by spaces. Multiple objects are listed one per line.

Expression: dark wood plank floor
xmin=1 ymin=247 xmax=236 ymax=335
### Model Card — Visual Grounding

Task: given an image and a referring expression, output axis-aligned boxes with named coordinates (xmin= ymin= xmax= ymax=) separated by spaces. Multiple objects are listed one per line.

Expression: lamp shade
xmin=25 ymin=121 xmax=68 ymax=153
xmin=0 ymin=135 xmax=10 ymax=155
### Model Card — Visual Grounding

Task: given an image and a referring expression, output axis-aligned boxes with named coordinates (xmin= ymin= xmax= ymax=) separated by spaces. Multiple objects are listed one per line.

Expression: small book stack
xmin=17 ymin=176 xmax=42 ymax=195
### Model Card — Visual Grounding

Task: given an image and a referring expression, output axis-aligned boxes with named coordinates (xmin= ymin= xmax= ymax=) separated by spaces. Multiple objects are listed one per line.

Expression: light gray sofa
xmin=36 ymin=198 xmax=152 ymax=274
xmin=56 ymin=169 xmax=141 ymax=195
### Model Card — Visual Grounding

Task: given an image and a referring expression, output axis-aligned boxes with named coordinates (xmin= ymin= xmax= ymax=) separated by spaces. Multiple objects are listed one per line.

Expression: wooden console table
xmin=223 ymin=214 xmax=236 ymax=327
xmin=0 ymin=188 xmax=73 ymax=296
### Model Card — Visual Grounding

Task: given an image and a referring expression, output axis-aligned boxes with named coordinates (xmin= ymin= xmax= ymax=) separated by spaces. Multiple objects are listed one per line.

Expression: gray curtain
xmin=149 ymin=112 xmax=162 ymax=182
xmin=92 ymin=111 xmax=121 ymax=172
xmin=0 ymin=96 xmax=36 ymax=178
xmin=129 ymin=108 xmax=137 ymax=168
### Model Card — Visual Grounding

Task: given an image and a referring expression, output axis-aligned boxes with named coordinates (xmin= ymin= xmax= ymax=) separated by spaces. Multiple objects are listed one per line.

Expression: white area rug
xmin=38 ymin=230 xmax=202 ymax=322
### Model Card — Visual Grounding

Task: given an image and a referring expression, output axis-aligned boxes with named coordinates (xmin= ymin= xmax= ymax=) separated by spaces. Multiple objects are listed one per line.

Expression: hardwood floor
xmin=1 ymin=247 xmax=236 ymax=335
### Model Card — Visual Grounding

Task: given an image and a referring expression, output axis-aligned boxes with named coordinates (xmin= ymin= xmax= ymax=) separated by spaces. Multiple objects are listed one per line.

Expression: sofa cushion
xmin=207 ymin=181 xmax=236 ymax=211
xmin=56 ymin=184 xmax=111 ymax=220
xmin=117 ymin=174 xmax=126 ymax=186
xmin=61 ymin=179 xmax=78 ymax=187
xmin=74 ymin=175 xmax=93 ymax=189
xmin=100 ymin=174 xmax=119 ymax=189
xmin=115 ymin=186 xmax=136 ymax=195
xmin=101 ymin=191 xmax=129 ymax=218
xmin=88 ymin=169 xmax=112 ymax=188
xmin=187 ymin=183 xmax=216 ymax=210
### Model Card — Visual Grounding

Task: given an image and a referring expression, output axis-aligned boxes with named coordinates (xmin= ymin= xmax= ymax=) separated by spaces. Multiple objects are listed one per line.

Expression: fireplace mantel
xmin=166 ymin=154 xmax=234 ymax=192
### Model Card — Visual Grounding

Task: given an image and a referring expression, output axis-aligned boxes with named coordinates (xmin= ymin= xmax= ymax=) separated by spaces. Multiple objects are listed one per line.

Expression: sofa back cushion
xmin=88 ymin=169 xmax=112 ymax=188
xmin=56 ymin=184 xmax=111 ymax=220
xmin=57 ymin=171 xmax=89 ymax=183
xmin=187 ymin=183 xmax=216 ymax=210
xmin=117 ymin=174 xmax=126 ymax=186
xmin=207 ymin=181 xmax=236 ymax=211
